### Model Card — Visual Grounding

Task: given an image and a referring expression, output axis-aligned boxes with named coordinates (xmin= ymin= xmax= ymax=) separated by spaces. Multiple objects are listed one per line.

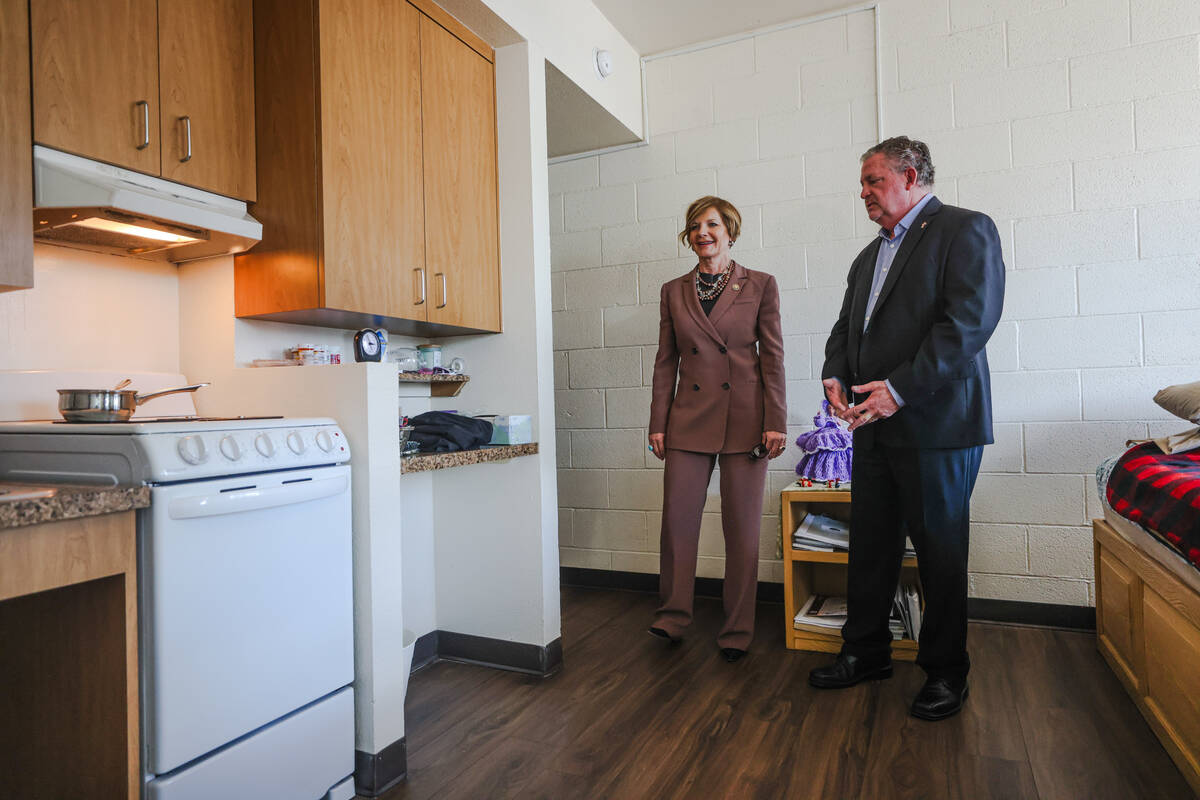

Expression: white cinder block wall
xmin=551 ymin=0 xmax=1200 ymax=608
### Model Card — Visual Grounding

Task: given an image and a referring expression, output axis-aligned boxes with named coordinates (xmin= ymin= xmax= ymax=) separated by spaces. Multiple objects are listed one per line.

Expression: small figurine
xmin=795 ymin=400 xmax=852 ymax=484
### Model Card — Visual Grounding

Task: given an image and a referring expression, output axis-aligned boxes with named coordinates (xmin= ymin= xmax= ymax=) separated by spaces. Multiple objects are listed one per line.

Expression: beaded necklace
xmin=695 ymin=263 xmax=733 ymax=301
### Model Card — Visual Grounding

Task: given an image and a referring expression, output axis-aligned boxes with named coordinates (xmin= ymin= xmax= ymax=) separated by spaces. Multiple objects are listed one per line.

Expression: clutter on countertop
xmin=485 ymin=414 xmax=532 ymax=445
xmin=416 ymin=343 xmax=442 ymax=373
xmin=407 ymin=411 xmax=492 ymax=453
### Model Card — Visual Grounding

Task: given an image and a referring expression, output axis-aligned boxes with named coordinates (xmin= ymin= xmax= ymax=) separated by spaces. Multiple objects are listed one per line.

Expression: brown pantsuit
xmin=656 ymin=449 xmax=769 ymax=650
xmin=649 ymin=261 xmax=787 ymax=650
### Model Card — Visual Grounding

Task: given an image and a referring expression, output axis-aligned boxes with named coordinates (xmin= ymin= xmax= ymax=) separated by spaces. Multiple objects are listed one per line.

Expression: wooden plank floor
xmin=372 ymin=587 xmax=1193 ymax=800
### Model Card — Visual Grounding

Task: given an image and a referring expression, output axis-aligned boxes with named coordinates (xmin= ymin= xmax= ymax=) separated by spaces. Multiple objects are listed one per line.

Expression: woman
xmin=648 ymin=195 xmax=787 ymax=662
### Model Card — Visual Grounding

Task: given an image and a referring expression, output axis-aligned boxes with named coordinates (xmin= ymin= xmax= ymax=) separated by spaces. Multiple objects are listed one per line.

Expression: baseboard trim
xmin=967 ymin=597 xmax=1095 ymax=630
xmin=412 ymin=630 xmax=439 ymax=673
xmin=409 ymin=628 xmax=563 ymax=677
xmin=560 ymin=567 xmax=1095 ymax=630
xmin=437 ymin=630 xmax=563 ymax=676
xmin=561 ymin=566 xmax=784 ymax=603
xmin=354 ymin=736 xmax=406 ymax=797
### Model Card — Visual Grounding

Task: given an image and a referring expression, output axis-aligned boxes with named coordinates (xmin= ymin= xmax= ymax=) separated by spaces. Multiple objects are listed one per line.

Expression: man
xmin=809 ymin=136 xmax=1004 ymax=720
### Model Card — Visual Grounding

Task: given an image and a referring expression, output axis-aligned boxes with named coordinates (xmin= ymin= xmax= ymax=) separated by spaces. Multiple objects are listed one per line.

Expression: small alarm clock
xmin=353 ymin=328 xmax=383 ymax=362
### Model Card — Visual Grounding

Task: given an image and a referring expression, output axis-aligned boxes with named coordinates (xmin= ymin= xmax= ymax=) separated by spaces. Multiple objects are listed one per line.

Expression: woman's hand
xmin=763 ymin=430 xmax=787 ymax=459
xmin=648 ymin=433 xmax=666 ymax=461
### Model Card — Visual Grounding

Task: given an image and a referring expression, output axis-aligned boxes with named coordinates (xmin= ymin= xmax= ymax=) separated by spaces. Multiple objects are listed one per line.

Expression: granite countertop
xmin=0 ymin=483 xmax=150 ymax=530
xmin=400 ymin=443 xmax=539 ymax=474
xmin=397 ymin=372 xmax=469 ymax=384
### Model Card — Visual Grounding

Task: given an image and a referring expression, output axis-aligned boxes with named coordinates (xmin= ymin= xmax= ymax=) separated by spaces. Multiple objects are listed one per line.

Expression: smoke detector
xmin=593 ymin=48 xmax=613 ymax=79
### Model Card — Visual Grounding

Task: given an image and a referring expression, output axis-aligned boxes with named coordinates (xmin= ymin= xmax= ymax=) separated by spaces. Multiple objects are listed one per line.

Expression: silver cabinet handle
xmin=179 ymin=116 xmax=192 ymax=162
xmin=136 ymin=100 xmax=150 ymax=149
xmin=436 ymin=272 xmax=447 ymax=308
xmin=413 ymin=268 xmax=426 ymax=305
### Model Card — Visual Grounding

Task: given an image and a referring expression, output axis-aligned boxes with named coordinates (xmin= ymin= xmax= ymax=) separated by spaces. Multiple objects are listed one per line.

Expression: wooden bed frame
xmin=1093 ymin=517 xmax=1200 ymax=795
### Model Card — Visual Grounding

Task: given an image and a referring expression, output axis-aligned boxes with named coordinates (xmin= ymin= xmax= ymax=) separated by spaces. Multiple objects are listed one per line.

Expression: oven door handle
xmin=167 ymin=474 xmax=348 ymax=520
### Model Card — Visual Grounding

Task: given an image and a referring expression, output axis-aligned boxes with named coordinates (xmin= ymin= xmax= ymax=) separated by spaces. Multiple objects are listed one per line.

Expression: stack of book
xmin=793 ymin=584 xmax=923 ymax=641
xmin=791 ymin=513 xmax=849 ymax=552
xmin=893 ymin=583 xmax=922 ymax=641
xmin=791 ymin=512 xmax=917 ymax=558
xmin=793 ymin=594 xmax=847 ymax=634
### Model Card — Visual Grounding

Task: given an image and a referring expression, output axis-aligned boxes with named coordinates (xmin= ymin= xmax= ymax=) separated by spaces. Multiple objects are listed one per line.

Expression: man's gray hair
xmin=861 ymin=136 xmax=935 ymax=187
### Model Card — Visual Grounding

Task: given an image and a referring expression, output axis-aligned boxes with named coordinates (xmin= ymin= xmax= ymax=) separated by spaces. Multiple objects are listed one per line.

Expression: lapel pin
xmin=732 ymin=283 xmax=740 ymax=291
xmin=920 ymin=221 xmax=928 ymax=229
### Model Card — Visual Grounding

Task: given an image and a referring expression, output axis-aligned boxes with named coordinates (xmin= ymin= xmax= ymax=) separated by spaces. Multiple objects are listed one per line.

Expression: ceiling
xmin=591 ymin=0 xmax=855 ymax=55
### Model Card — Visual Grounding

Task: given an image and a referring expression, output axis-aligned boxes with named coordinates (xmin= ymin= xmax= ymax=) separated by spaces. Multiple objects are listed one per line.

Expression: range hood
xmin=32 ymin=145 xmax=262 ymax=263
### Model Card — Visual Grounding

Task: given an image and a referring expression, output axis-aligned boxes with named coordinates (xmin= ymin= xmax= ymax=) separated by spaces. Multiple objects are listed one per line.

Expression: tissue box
xmin=489 ymin=414 xmax=532 ymax=445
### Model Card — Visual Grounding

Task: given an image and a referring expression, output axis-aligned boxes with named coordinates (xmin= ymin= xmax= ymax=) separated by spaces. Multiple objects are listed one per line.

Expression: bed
xmin=1094 ymin=446 xmax=1200 ymax=795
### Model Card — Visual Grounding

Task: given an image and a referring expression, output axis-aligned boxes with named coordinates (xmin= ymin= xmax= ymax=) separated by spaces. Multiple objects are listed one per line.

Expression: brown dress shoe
xmin=808 ymin=653 xmax=893 ymax=689
xmin=910 ymin=677 xmax=969 ymax=720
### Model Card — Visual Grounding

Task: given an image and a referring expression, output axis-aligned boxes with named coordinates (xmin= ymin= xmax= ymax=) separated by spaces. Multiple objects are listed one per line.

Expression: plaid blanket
xmin=1106 ymin=442 xmax=1200 ymax=570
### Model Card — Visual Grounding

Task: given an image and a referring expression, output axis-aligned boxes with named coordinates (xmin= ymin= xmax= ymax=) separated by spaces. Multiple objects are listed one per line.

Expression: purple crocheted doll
xmin=795 ymin=400 xmax=852 ymax=483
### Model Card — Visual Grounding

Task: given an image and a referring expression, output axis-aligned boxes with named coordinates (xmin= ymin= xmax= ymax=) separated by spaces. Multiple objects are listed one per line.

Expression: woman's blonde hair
xmin=678 ymin=196 xmax=742 ymax=249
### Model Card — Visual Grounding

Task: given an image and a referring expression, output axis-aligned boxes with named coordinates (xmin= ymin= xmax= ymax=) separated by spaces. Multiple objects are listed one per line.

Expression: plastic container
xmin=489 ymin=414 xmax=533 ymax=445
xmin=416 ymin=344 xmax=442 ymax=374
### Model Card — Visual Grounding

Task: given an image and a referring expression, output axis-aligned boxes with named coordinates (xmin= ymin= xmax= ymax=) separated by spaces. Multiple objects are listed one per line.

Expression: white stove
xmin=0 ymin=373 xmax=356 ymax=800
xmin=0 ymin=416 xmax=350 ymax=486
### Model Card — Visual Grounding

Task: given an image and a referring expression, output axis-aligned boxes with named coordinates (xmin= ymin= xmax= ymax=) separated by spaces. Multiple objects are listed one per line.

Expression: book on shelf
xmin=892 ymin=582 xmax=922 ymax=640
xmin=792 ymin=512 xmax=850 ymax=552
xmin=790 ymin=513 xmax=918 ymax=558
xmin=793 ymin=593 xmax=847 ymax=630
xmin=793 ymin=586 xmax=922 ymax=639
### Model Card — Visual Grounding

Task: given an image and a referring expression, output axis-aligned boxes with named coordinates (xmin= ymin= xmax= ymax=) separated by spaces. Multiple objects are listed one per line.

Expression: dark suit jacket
xmin=822 ymin=197 xmax=1005 ymax=450
xmin=650 ymin=261 xmax=787 ymax=453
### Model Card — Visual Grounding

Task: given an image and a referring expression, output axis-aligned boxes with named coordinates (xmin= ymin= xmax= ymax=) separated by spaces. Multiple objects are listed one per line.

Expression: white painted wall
xmin=439 ymin=0 xmax=644 ymax=139
xmin=431 ymin=40 xmax=561 ymax=646
xmin=550 ymin=0 xmax=1200 ymax=607
xmin=0 ymin=245 xmax=180 ymax=372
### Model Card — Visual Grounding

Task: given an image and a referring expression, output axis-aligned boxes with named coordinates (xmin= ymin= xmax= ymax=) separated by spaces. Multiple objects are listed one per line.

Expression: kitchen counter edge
xmin=400 ymin=443 xmax=539 ymax=474
xmin=0 ymin=485 xmax=151 ymax=530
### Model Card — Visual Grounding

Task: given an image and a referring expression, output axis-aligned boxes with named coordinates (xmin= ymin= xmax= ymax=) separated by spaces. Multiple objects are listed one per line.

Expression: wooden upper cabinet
xmin=238 ymin=0 xmax=499 ymax=337
xmin=31 ymin=0 xmax=161 ymax=174
xmin=420 ymin=14 xmax=500 ymax=333
xmin=30 ymin=0 xmax=254 ymax=200
xmin=1 ymin=0 xmax=33 ymax=292
xmin=319 ymin=0 xmax=425 ymax=321
xmin=158 ymin=0 xmax=255 ymax=200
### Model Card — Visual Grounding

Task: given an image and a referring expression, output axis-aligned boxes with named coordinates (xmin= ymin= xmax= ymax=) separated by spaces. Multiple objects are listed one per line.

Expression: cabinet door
xmin=420 ymin=14 xmax=500 ymax=332
xmin=31 ymin=0 xmax=160 ymax=174
xmin=1 ymin=0 xmax=33 ymax=292
xmin=158 ymin=0 xmax=256 ymax=200
xmin=319 ymin=0 xmax=426 ymax=320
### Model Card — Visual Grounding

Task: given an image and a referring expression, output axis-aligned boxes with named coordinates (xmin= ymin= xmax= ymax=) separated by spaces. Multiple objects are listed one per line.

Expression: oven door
xmin=141 ymin=464 xmax=353 ymax=776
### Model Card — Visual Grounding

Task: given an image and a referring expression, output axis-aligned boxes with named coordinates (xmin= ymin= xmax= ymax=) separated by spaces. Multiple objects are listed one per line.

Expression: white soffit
xmin=545 ymin=60 xmax=641 ymax=158
xmin=593 ymin=0 xmax=853 ymax=55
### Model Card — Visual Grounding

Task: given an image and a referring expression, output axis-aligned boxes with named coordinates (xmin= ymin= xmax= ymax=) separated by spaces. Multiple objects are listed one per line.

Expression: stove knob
xmin=255 ymin=433 xmax=276 ymax=458
xmin=177 ymin=435 xmax=208 ymax=465
xmin=219 ymin=435 xmax=242 ymax=461
xmin=315 ymin=430 xmax=334 ymax=453
xmin=286 ymin=430 xmax=307 ymax=455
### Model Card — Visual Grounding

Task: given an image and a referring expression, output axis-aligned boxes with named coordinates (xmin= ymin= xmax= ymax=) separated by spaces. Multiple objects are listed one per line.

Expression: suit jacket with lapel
xmin=822 ymin=197 xmax=1005 ymax=449
xmin=650 ymin=261 xmax=787 ymax=453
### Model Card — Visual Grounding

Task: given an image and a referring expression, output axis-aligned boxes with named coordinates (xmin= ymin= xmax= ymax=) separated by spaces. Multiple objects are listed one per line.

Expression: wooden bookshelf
xmin=781 ymin=484 xmax=921 ymax=660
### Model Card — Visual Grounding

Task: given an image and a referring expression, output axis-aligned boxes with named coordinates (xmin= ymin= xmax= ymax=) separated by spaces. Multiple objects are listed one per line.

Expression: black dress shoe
xmin=720 ymin=647 xmax=746 ymax=662
xmin=910 ymin=677 xmax=969 ymax=720
xmin=808 ymin=653 xmax=893 ymax=689
xmin=648 ymin=626 xmax=681 ymax=644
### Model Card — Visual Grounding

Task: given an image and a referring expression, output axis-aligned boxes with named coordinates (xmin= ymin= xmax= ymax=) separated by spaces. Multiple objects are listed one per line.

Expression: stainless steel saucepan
xmin=56 ymin=382 xmax=211 ymax=422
